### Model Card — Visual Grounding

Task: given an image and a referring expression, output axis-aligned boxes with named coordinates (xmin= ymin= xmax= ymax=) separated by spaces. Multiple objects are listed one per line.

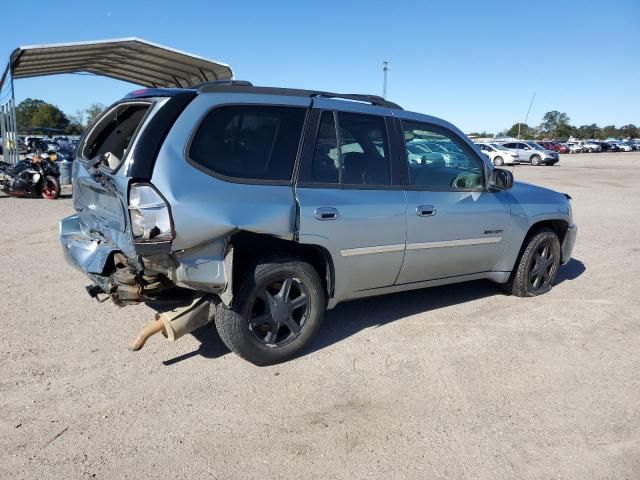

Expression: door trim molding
xmin=406 ymin=236 xmax=502 ymax=250
xmin=340 ymin=244 xmax=405 ymax=257
xmin=339 ymin=236 xmax=502 ymax=257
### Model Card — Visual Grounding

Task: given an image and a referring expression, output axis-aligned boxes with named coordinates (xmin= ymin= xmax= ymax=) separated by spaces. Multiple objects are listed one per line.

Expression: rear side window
xmin=189 ymin=105 xmax=306 ymax=181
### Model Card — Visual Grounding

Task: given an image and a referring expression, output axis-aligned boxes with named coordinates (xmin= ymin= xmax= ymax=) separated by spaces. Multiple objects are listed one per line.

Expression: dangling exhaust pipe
xmin=129 ymin=295 xmax=218 ymax=351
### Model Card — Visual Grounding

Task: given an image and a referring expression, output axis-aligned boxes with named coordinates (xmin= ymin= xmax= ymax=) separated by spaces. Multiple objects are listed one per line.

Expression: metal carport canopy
xmin=6 ymin=37 xmax=233 ymax=88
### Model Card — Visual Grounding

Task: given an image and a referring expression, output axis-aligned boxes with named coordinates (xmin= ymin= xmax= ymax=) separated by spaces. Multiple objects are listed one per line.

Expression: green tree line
xmin=15 ymin=98 xmax=106 ymax=135
xmin=498 ymin=111 xmax=638 ymax=140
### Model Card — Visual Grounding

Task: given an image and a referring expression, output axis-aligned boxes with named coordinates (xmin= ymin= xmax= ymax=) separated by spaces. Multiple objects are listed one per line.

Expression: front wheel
xmin=505 ymin=229 xmax=561 ymax=297
xmin=41 ymin=175 xmax=60 ymax=199
xmin=493 ymin=156 xmax=504 ymax=166
xmin=215 ymin=257 xmax=325 ymax=365
xmin=530 ymin=154 xmax=542 ymax=166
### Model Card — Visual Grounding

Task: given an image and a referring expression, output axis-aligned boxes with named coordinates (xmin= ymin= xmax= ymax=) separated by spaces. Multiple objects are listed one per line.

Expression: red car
xmin=539 ymin=141 xmax=569 ymax=154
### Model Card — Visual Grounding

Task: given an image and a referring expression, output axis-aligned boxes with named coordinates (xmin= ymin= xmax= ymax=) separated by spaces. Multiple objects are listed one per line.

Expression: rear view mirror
xmin=489 ymin=168 xmax=513 ymax=191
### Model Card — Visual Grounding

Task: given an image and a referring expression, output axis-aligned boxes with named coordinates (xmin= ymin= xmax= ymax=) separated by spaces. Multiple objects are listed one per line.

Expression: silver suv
xmin=501 ymin=141 xmax=559 ymax=166
xmin=60 ymin=81 xmax=577 ymax=365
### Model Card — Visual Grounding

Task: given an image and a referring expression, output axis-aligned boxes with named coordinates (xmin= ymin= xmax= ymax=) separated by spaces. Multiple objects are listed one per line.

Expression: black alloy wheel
xmin=248 ymin=276 xmax=310 ymax=348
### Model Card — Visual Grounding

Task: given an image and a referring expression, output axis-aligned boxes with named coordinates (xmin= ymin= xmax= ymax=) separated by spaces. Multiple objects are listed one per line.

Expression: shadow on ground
xmin=162 ymin=259 xmax=586 ymax=365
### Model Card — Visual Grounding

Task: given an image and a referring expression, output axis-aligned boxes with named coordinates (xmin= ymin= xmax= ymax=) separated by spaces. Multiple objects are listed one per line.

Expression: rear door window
xmin=189 ymin=105 xmax=306 ymax=182
xmin=308 ymin=111 xmax=392 ymax=186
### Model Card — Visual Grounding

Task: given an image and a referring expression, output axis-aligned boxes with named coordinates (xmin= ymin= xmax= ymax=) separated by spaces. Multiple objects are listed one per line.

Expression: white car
xmin=475 ymin=142 xmax=519 ymax=166
xmin=577 ymin=141 xmax=602 ymax=153
xmin=566 ymin=143 xmax=584 ymax=154
xmin=616 ymin=143 xmax=634 ymax=152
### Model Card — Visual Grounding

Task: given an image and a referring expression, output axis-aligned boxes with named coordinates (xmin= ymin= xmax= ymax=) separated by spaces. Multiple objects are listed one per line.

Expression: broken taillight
xmin=128 ymin=183 xmax=174 ymax=242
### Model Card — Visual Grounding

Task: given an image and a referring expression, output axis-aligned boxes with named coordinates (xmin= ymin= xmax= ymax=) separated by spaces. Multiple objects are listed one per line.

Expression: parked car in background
xmin=615 ymin=142 xmax=633 ymax=152
xmin=501 ymin=141 xmax=559 ymax=165
xmin=538 ymin=141 xmax=569 ymax=154
xmin=59 ymin=82 xmax=576 ymax=365
xmin=565 ymin=142 xmax=584 ymax=154
xmin=594 ymin=142 xmax=613 ymax=152
xmin=576 ymin=141 xmax=601 ymax=152
xmin=619 ymin=141 xmax=638 ymax=151
xmin=605 ymin=142 xmax=620 ymax=152
xmin=475 ymin=142 xmax=519 ymax=166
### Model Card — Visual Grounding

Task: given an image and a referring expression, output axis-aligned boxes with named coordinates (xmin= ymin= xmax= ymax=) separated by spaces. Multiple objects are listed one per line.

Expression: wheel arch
xmin=508 ymin=218 xmax=569 ymax=273
xmin=227 ymin=231 xmax=335 ymax=307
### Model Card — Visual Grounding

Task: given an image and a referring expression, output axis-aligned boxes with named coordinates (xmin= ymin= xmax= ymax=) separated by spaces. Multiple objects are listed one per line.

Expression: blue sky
xmin=2 ymin=0 xmax=638 ymax=133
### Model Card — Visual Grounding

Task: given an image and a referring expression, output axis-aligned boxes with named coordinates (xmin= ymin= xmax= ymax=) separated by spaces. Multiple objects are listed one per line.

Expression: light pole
xmin=382 ymin=61 xmax=389 ymax=99
xmin=518 ymin=92 xmax=536 ymax=140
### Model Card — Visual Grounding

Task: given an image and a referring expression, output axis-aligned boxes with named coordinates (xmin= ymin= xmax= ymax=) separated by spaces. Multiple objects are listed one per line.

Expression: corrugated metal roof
xmin=7 ymin=37 xmax=233 ymax=88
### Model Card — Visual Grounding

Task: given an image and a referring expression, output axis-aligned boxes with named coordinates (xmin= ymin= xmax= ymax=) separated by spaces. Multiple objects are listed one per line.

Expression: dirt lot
xmin=1 ymin=153 xmax=639 ymax=479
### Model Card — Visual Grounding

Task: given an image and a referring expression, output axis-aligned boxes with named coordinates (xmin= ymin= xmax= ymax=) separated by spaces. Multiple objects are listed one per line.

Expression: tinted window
xmin=504 ymin=143 xmax=517 ymax=149
xmin=309 ymin=111 xmax=391 ymax=186
xmin=339 ymin=112 xmax=390 ymax=185
xmin=402 ymin=121 xmax=485 ymax=191
xmin=311 ymin=112 xmax=339 ymax=183
xmin=189 ymin=105 xmax=306 ymax=181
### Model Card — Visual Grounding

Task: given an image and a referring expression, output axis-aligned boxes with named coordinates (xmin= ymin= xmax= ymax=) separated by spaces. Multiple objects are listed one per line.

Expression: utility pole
xmin=517 ymin=92 xmax=536 ymax=140
xmin=382 ymin=61 xmax=389 ymax=99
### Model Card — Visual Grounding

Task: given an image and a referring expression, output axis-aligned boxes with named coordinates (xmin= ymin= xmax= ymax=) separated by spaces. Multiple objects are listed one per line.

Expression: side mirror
xmin=489 ymin=168 xmax=513 ymax=191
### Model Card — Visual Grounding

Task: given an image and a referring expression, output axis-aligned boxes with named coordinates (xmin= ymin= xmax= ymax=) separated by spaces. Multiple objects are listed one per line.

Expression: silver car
xmin=475 ymin=142 xmax=520 ymax=166
xmin=60 ymin=82 xmax=577 ymax=365
xmin=501 ymin=141 xmax=559 ymax=165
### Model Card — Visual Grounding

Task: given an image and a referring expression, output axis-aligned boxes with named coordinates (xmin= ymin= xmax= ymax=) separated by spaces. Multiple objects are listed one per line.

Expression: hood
xmin=510 ymin=180 xmax=568 ymax=204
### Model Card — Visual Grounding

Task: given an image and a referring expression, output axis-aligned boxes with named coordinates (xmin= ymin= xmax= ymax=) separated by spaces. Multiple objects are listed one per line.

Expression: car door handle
xmin=314 ymin=207 xmax=339 ymax=220
xmin=416 ymin=205 xmax=437 ymax=217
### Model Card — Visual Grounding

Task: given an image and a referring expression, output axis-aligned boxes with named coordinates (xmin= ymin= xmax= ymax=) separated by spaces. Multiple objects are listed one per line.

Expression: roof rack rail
xmin=197 ymin=82 xmax=403 ymax=110
xmin=310 ymin=92 xmax=401 ymax=109
xmin=195 ymin=79 xmax=254 ymax=88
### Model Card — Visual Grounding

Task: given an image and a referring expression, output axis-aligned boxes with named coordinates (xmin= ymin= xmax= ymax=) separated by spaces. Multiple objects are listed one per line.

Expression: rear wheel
xmin=505 ymin=229 xmax=561 ymax=297
xmin=493 ymin=156 xmax=504 ymax=166
xmin=531 ymin=154 xmax=542 ymax=166
xmin=215 ymin=257 xmax=325 ymax=365
xmin=41 ymin=175 xmax=60 ymax=200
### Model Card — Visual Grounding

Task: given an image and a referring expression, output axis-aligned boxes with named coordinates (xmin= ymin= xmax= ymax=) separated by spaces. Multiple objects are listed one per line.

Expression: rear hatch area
xmin=70 ymin=100 xmax=155 ymax=267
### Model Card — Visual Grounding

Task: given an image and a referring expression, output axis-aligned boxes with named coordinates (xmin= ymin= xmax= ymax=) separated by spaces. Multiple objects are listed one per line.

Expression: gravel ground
xmin=1 ymin=153 xmax=639 ymax=479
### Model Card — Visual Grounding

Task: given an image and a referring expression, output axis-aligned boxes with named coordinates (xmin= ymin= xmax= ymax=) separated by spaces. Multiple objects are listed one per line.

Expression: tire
xmin=40 ymin=175 xmax=60 ymax=200
xmin=493 ymin=156 xmax=504 ymax=166
xmin=214 ymin=257 xmax=326 ymax=365
xmin=530 ymin=154 xmax=542 ymax=166
xmin=504 ymin=229 xmax=561 ymax=297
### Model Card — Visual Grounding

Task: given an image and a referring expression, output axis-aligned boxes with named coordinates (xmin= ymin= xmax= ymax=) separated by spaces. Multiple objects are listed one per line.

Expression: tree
xmin=16 ymin=98 xmax=47 ymax=129
xmin=506 ymin=123 xmax=532 ymax=138
xmin=84 ymin=103 xmax=106 ymax=126
xmin=602 ymin=125 xmax=618 ymax=139
xmin=540 ymin=111 xmax=571 ymax=138
xmin=66 ymin=111 xmax=85 ymax=135
xmin=30 ymin=103 xmax=70 ymax=130
xmin=619 ymin=124 xmax=638 ymax=139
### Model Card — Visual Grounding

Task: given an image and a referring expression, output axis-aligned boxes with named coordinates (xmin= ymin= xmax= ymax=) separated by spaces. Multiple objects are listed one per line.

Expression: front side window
xmin=189 ymin=105 xmax=306 ymax=181
xmin=309 ymin=111 xmax=391 ymax=186
xmin=402 ymin=121 xmax=485 ymax=191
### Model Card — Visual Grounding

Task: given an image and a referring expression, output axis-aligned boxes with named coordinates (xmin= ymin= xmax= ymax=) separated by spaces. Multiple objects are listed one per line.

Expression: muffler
xmin=129 ymin=295 xmax=217 ymax=351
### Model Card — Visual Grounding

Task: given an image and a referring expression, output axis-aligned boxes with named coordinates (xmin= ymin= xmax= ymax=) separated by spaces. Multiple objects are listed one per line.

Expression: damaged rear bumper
xmin=60 ymin=214 xmax=120 ymax=275
xmin=60 ymin=213 xmax=231 ymax=303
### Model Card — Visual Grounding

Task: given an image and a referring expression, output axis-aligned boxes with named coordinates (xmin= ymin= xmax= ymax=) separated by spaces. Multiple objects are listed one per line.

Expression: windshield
xmin=526 ymin=142 xmax=545 ymax=151
xmin=489 ymin=143 xmax=509 ymax=151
